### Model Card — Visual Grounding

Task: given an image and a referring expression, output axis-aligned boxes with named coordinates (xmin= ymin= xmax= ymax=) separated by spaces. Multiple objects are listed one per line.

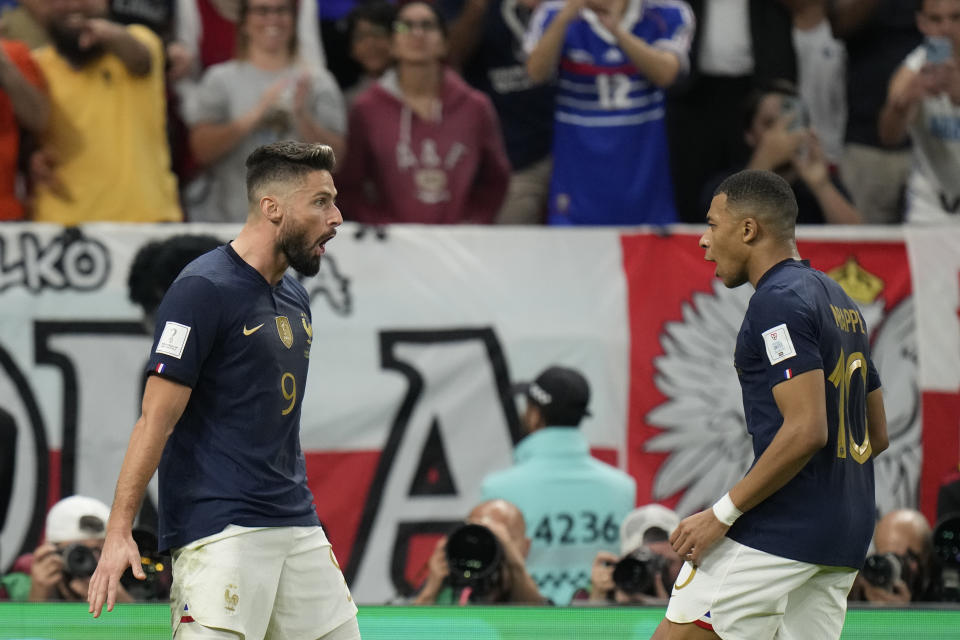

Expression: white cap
xmin=45 ymin=495 xmax=110 ymax=543
xmin=619 ymin=504 xmax=681 ymax=555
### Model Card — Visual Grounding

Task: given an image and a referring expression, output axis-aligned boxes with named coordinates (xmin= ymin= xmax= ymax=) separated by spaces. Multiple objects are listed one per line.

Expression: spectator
xmin=666 ymin=0 xmax=797 ymax=223
xmin=413 ymin=499 xmax=547 ymax=605
xmin=701 ymin=82 xmax=864 ymax=224
xmin=30 ymin=0 xmax=182 ymax=224
xmin=878 ymin=0 xmax=960 ymax=224
xmin=850 ymin=508 xmax=939 ymax=603
xmin=0 ymin=37 xmax=48 ymax=221
xmin=481 ymin=365 xmax=636 ymax=605
xmin=174 ymin=0 xmax=324 ymax=77
xmin=3 ymin=496 xmax=135 ymax=603
xmin=0 ymin=0 xmax=50 ymax=49
xmin=524 ymin=0 xmax=692 ymax=226
xmin=831 ymin=0 xmax=921 ymax=224
xmin=787 ymin=0 xmax=847 ymax=165
xmin=582 ymin=504 xmax=682 ymax=604
xmin=182 ymin=0 xmax=346 ymax=222
xmin=342 ymin=0 xmax=394 ymax=105
xmin=337 ymin=0 xmax=510 ymax=224
xmin=443 ymin=0 xmax=555 ymax=224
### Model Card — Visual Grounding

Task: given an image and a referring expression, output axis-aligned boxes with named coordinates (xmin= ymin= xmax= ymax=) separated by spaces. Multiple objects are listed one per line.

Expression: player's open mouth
xmin=315 ymin=233 xmax=336 ymax=255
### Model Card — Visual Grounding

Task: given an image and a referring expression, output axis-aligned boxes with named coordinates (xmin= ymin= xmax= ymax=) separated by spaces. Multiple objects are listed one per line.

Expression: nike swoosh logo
xmin=243 ymin=323 xmax=264 ymax=336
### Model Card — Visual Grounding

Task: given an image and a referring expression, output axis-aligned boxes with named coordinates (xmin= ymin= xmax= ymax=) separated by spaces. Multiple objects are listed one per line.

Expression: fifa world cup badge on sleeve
xmin=761 ymin=324 xmax=796 ymax=365
xmin=156 ymin=321 xmax=191 ymax=359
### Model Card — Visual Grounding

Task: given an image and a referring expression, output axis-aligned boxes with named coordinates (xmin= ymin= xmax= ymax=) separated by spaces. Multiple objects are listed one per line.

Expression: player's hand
xmin=669 ymin=509 xmax=729 ymax=566
xmin=589 ymin=550 xmax=617 ymax=600
xmin=87 ymin=529 xmax=144 ymax=617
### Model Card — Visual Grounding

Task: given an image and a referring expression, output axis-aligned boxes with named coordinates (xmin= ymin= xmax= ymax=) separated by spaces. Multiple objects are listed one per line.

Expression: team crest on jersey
xmin=276 ymin=316 xmax=294 ymax=349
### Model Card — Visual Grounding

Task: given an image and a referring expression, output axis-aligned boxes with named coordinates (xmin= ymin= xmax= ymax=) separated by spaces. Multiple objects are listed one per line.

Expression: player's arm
xmin=671 ymin=370 xmax=827 ymax=564
xmin=88 ymin=375 xmax=191 ymax=617
xmin=867 ymin=388 xmax=888 ymax=456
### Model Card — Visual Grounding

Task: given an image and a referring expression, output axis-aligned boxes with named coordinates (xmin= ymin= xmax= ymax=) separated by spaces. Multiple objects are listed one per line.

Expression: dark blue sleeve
xmin=749 ymin=287 xmax=823 ymax=390
xmin=146 ymin=276 xmax=222 ymax=388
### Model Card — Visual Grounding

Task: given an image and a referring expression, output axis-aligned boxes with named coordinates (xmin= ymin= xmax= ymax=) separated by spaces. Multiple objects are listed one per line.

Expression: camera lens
xmin=444 ymin=523 xmax=503 ymax=593
xmin=61 ymin=544 xmax=98 ymax=579
xmin=862 ymin=553 xmax=901 ymax=590
xmin=612 ymin=547 xmax=663 ymax=596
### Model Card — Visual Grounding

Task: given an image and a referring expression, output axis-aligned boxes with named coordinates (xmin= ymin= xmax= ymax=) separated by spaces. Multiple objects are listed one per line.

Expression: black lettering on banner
xmin=34 ymin=321 xmax=146 ymax=498
xmin=0 ymin=343 xmax=49 ymax=569
xmin=558 ymin=513 xmax=575 ymax=544
xmin=344 ymin=328 xmax=522 ymax=599
xmin=0 ymin=229 xmax=110 ymax=294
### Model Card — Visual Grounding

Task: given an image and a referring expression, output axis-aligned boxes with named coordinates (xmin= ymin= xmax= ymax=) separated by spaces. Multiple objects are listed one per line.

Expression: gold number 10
xmin=281 ymin=372 xmax=297 ymax=416
xmin=827 ymin=349 xmax=871 ymax=463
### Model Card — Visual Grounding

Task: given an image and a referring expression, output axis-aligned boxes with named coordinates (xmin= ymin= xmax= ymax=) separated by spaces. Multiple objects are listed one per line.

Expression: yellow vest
xmin=32 ymin=25 xmax=181 ymax=224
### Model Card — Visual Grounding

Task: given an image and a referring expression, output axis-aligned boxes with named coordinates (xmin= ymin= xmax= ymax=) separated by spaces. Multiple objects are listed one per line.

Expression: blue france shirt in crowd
xmin=147 ymin=244 xmax=319 ymax=553
xmin=524 ymin=0 xmax=692 ymax=225
xmin=729 ymin=259 xmax=881 ymax=569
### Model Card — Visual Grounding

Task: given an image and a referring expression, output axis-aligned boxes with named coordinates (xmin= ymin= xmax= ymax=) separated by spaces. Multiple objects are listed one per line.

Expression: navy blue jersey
xmin=147 ymin=244 xmax=319 ymax=551
xmin=525 ymin=0 xmax=692 ymax=225
xmin=727 ymin=259 xmax=881 ymax=569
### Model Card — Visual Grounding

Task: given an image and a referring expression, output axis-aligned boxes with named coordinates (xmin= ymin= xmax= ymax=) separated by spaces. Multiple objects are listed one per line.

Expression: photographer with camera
xmin=850 ymin=508 xmax=938 ymax=603
xmin=18 ymin=496 xmax=135 ymax=603
xmin=581 ymin=504 xmax=683 ymax=605
xmin=413 ymin=499 xmax=547 ymax=605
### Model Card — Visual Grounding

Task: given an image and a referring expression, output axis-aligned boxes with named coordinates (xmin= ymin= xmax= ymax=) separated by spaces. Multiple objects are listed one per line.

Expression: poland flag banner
xmin=0 ymin=222 xmax=953 ymax=604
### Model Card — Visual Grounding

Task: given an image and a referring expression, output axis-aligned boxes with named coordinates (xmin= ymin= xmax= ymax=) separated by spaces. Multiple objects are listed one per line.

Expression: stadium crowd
xmin=0 ymin=0 xmax=956 ymax=226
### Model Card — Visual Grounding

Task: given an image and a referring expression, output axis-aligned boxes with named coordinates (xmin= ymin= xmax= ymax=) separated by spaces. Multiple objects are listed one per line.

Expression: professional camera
xmin=59 ymin=543 xmax=98 ymax=580
xmin=612 ymin=546 xmax=669 ymax=596
xmin=119 ymin=528 xmax=170 ymax=601
xmin=933 ymin=515 xmax=960 ymax=602
xmin=444 ymin=523 xmax=504 ymax=601
xmin=861 ymin=552 xmax=915 ymax=591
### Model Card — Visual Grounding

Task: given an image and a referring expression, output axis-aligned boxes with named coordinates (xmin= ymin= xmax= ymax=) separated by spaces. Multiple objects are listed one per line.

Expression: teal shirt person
xmin=480 ymin=367 xmax=636 ymax=605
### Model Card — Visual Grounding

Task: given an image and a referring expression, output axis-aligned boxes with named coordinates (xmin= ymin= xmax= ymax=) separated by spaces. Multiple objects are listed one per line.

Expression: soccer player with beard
xmin=88 ymin=142 xmax=360 ymax=640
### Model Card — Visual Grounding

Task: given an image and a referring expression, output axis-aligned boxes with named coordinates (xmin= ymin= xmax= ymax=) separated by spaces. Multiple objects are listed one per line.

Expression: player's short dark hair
xmin=245 ymin=141 xmax=336 ymax=204
xmin=714 ymin=170 xmax=798 ymax=239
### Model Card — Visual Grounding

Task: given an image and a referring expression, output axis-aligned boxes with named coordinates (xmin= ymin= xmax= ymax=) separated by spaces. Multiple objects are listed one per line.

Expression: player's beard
xmin=279 ymin=218 xmax=321 ymax=277
xmin=48 ymin=20 xmax=107 ymax=68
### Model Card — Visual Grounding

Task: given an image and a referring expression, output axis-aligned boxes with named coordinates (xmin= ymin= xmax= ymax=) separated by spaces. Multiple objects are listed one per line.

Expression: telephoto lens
xmin=444 ymin=523 xmax=504 ymax=599
xmin=60 ymin=544 xmax=98 ymax=579
xmin=612 ymin=547 xmax=667 ymax=596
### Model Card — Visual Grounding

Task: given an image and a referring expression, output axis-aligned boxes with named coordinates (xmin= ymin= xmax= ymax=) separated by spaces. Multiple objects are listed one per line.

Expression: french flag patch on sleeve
xmin=783 ymin=368 xmax=793 ymax=380
xmin=156 ymin=363 xmax=166 ymax=374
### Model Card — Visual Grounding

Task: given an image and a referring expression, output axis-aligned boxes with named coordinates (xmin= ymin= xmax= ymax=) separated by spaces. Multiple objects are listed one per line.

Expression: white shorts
xmin=170 ymin=525 xmax=358 ymax=640
xmin=665 ymin=536 xmax=857 ymax=640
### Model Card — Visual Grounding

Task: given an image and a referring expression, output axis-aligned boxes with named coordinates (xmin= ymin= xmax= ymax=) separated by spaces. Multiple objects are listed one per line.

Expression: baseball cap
xmin=619 ymin=504 xmax=681 ymax=555
xmin=45 ymin=495 xmax=110 ymax=543
xmin=513 ymin=365 xmax=591 ymax=426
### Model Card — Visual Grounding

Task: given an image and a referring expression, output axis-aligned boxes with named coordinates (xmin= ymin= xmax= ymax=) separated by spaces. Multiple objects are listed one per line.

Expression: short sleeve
xmin=524 ymin=1 xmax=563 ymax=55
xmin=181 ymin=65 xmax=230 ymax=125
xmin=147 ymin=276 xmax=222 ymax=388
xmin=649 ymin=2 xmax=695 ymax=76
xmin=749 ymin=288 xmax=823 ymax=390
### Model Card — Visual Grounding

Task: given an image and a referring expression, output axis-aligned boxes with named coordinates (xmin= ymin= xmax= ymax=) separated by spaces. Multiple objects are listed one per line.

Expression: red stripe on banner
xmin=560 ymin=58 xmax=637 ymax=76
xmin=590 ymin=447 xmax=619 ymax=469
xmin=47 ymin=449 xmax=61 ymax=513
xmin=304 ymin=450 xmax=380 ymax=569
xmin=920 ymin=391 xmax=960 ymax=522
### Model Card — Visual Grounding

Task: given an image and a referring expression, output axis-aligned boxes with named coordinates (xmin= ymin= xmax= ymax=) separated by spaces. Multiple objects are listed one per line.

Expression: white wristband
xmin=712 ymin=493 xmax=743 ymax=527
